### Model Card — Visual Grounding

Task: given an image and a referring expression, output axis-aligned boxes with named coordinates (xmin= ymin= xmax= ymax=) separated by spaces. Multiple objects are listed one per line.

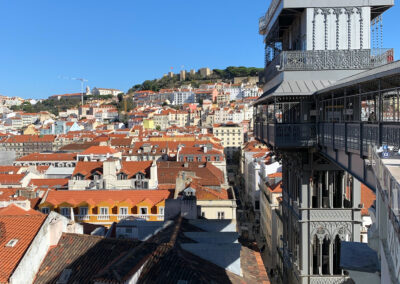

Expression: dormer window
xmin=92 ymin=173 xmax=101 ymax=181
xmin=74 ymin=173 xmax=85 ymax=180
xmin=136 ymin=173 xmax=144 ymax=180
xmin=118 ymin=173 xmax=128 ymax=180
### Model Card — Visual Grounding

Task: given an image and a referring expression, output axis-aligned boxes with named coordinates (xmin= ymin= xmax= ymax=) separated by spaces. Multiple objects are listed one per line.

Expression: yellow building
xmin=39 ymin=190 xmax=172 ymax=226
xmin=143 ymin=118 xmax=155 ymax=130
xmin=23 ymin=124 xmax=39 ymax=135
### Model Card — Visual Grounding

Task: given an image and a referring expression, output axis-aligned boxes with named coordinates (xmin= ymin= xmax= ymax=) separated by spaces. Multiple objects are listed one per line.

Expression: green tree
xmin=155 ymin=125 xmax=161 ymax=131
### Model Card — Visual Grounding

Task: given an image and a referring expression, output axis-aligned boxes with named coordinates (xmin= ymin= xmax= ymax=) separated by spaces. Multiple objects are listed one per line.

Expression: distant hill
xmin=127 ymin=66 xmax=264 ymax=93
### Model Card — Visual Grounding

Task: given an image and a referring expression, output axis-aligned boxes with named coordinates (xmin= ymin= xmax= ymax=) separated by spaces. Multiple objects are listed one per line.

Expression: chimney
xmin=203 ymin=146 xmax=207 ymax=153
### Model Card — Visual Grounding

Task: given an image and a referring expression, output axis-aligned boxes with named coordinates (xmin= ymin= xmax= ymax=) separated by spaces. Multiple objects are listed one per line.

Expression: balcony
xmin=264 ymin=49 xmax=394 ymax=82
xmin=76 ymin=215 xmax=90 ymax=221
xmin=256 ymin=122 xmax=317 ymax=148
xmin=97 ymin=214 xmax=110 ymax=220
xmin=74 ymin=214 xmax=164 ymax=222
xmin=259 ymin=0 xmax=281 ymax=35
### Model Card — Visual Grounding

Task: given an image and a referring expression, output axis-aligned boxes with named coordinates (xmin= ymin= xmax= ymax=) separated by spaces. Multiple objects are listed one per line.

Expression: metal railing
xmin=318 ymin=122 xmax=400 ymax=156
xmin=259 ymin=0 xmax=281 ymax=34
xmin=257 ymin=122 xmax=317 ymax=148
xmin=73 ymin=214 xmax=164 ymax=221
xmin=264 ymin=49 xmax=394 ymax=76
xmin=255 ymin=121 xmax=400 ymax=153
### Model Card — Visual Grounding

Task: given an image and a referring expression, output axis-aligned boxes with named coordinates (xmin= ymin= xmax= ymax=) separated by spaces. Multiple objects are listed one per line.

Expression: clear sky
xmin=0 ymin=0 xmax=399 ymax=99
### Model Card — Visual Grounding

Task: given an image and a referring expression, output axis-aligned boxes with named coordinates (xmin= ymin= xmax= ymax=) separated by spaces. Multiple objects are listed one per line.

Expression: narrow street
xmin=234 ymin=173 xmax=281 ymax=284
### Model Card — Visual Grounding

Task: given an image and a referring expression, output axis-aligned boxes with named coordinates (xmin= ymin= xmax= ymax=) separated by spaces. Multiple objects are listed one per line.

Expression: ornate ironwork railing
xmin=259 ymin=0 xmax=281 ymax=34
xmin=272 ymin=49 xmax=394 ymax=71
xmin=259 ymin=16 xmax=267 ymax=34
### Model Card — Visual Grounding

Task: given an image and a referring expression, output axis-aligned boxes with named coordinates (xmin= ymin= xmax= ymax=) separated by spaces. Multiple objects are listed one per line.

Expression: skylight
xmin=5 ymin=239 xmax=18 ymax=247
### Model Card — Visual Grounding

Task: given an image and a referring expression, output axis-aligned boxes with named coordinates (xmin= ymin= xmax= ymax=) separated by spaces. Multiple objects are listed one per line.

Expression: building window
xmin=201 ymin=212 xmax=205 ymax=218
xmin=217 ymin=211 xmax=225 ymax=219
xmin=100 ymin=207 xmax=109 ymax=215
xmin=140 ymin=207 xmax=148 ymax=215
xmin=118 ymin=173 xmax=127 ymax=180
xmin=60 ymin=207 xmax=70 ymax=217
xmin=255 ymin=201 xmax=260 ymax=210
xmin=79 ymin=207 xmax=88 ymax=216
xmin=120 ymin=207 xmax=128 ymax=215
xmin=41 ymin=207 xmax=50 ymax=214
xmin=159 ymin=206 xmax=165 ymax=215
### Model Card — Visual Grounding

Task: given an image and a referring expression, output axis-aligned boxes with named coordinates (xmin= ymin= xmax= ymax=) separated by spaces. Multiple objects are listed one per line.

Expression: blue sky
xmin=0 ymin=0 xmax=399 ymax=99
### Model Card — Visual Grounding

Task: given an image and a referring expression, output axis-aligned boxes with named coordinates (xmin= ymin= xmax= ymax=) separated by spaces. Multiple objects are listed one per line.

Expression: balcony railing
xmin=97 ymin=214 xmax=110 ymax=220
xmin=255 ymin=121 xmax=400 ymax=153
xmin=280 ymin=49 xmax=394 ymax=71
xmin=264 ymin=49 xmax=394 ymax=80
xmin=256 ymin=122 xmax=317 ymax=148
xmin=259 ymin=0 xmax=281 ymax=34
xmin=306 ymin=276 xmax=350 ymax=284
xmin=74 ymin=214 xmax=164 ymax=222
xmin=318 ymin=122 xmax=400 ymax=156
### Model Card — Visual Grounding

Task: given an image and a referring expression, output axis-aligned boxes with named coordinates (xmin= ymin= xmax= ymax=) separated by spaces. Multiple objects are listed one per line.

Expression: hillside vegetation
xmin=128 ymin=66 xmax=263 ymax=93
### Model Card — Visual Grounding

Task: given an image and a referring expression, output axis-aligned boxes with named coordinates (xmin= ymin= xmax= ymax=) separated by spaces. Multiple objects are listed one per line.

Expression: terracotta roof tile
xmin=0 ymin=205 xmax=46 ymax=283
xmin=80 ymin=146 xmax=119 ymax=155
xmin=42 ymin=190 xmax=172 ymax=207
xmin=361 ymin=184 xmax=376 ymax=216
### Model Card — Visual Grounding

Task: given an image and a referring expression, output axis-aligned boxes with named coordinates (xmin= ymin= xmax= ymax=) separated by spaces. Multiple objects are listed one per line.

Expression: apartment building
xmin=91 ymin=87 xmax=122 ymax=97
xmin=0 ymin=135 xmax=55 ymax=158
xmin=38 ymin=190 xmax=171 ymax=226
xmin=68 ymin=159 xmax=158 ymax=190
xmin=213 ymin=123 xmax=243 ymax=162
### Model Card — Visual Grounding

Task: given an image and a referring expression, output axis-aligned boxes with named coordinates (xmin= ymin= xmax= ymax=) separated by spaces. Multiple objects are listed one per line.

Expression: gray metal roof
xmin=317 ymin=60 xmax=400 ymax=94
xmin=255 ymin=80 xmax=335 ymax=105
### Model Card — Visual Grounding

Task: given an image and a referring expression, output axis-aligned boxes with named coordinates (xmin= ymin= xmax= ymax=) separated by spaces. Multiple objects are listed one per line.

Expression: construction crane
xmin=71 ymin=77 xmax=88 ymax=106
xmin=58 ymin=76 xmax=88 ymax=106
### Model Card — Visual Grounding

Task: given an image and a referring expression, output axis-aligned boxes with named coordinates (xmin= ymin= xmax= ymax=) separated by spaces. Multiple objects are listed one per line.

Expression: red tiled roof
xmin=2 ymin=135 xmax=55 ymax=143
xmin=80 ymin=146 xmax=119 ymax=155
xmin=0 ymin=166 xmax=21 ymax=174
xmin=120 ymin=161 xmax=152 ymax=178
xmin=43 ymin=190 xmax=173 ymax=207
xmin=0 ymin=174 xmax=25 ymax=185
xmin=72 ymin=161 xmax=103 ymax=178
xmin=16 ymin=153 xmax=77 ymax=162
xmin=361 ymin=184 xmax=376 ymax=216
xmin=0 ymin=205 xmax=46 ymax=283
xmin=29 ymin=179 xmax=69 ymax=188
xmin=267 ymin=181 xmax=282 ymax=193
xmin=157 ymin=162 xmax=224 ymax=187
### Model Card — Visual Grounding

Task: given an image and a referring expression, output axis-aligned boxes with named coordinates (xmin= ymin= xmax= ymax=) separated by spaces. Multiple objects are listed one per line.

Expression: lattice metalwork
xmin=279 ymin=49 xmax=393 ymax=71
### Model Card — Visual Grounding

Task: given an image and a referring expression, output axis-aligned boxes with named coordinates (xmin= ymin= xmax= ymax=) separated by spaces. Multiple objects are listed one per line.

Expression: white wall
xmin=9 ymin=212 xmax=83 ymax=284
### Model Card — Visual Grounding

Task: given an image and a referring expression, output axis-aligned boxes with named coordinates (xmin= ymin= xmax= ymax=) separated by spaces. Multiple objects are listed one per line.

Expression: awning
xmin=254 ymin=79 xmax=335 ymax=105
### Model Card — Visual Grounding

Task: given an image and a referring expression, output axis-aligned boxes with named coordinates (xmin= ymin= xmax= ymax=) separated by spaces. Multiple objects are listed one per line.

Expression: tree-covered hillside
xmin=128 ymin=66 xmax=263 ymax=93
